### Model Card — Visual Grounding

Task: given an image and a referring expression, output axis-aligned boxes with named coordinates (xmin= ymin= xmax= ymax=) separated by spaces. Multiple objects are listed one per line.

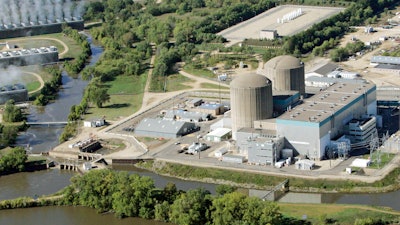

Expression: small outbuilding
xmin=350 ymin=158 xmax=371 ymax=168
xmin=84 ymin=118 xmax=106 ymax=127
xmin=204 ymin=128 xmax=231 ymax=142
xmin=134 ymin=118 xmax=198 ymax=138
xmin=295 ymin=159 xmax=315 ymax=170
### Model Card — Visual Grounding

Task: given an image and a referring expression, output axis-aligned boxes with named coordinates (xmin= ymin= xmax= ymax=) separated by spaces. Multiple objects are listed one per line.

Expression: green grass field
xmin=85 ymin=74 xmax=147 ymax=120
xmin=200 ymin=82 xmax=229 ymax=89
xmin=279 ymin=203 xmax=400 ymax=225
xmin=166 ymin=73 xmax=193 ymax=92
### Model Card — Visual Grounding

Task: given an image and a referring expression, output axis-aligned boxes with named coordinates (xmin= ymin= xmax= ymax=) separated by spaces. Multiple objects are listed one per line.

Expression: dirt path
xmin=140 ymin=53 xmax=156 ymax=110
xmin=24 ymin=71 xmax=45 ymax=94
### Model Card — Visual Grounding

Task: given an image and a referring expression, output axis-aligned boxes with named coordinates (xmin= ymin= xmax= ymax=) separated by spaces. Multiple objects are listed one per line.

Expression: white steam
xmin=0 ymin=0 xmax=85 ymax=26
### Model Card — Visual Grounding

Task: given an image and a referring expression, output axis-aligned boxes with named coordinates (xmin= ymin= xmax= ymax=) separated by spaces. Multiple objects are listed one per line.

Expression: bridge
xmin=261 ymin=179 xmax=289 ymax=201
xmin=26 ymin=121 xmax=68 ymax=126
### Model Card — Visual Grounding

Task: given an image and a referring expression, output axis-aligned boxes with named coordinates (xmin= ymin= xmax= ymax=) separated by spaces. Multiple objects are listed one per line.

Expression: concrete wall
xmin=0 ymin=89 xmax=28 ymax=104
xmin=0 ymin=21 xmax=84 ymax=39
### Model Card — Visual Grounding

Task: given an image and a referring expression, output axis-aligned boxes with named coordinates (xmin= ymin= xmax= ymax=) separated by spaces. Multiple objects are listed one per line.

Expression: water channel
xmin=1 ymin=35 xmax=400 ymax=224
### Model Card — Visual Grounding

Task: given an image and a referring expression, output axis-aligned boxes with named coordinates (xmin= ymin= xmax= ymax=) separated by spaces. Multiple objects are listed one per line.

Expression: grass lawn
xmin=363 ymin=151 xmax=395 ymax=169
xmin=0 ymin=33 xmax=82 ymax=60
xmin=279 ymin=203 xmax=400 ymax=225
xmin=200 ymin=82 xmax=229 ymax=89
xmin=26 ymin=81 xmax=41 ymax=92
xmin=166 ymin=73 xmax=193 ymax=92
xmin=183 ymin=65 xmax=215 ymax=78
xmin=86 ymin=74 xmax=147 ymax=120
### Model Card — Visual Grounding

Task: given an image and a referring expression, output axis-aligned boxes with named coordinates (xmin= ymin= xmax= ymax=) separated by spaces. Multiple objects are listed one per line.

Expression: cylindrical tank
xmin=230 ymin=73 xmax=273 ymax=139
xmin=264 ymin=55 xmax=305 ymax=95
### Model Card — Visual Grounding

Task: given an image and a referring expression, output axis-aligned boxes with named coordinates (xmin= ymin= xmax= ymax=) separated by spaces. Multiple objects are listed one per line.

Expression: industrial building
xmin=230 ymin=73 xmax=273 ymax=139
xmin=0 ymin=83 xmax=28 ymax=104
xmin=275 ymin=82 xmax=376 ymax=159
xmin=370 ymin=55 xmax=400 ymax=69
xmin=0 ymin=19 xmax=84 ymax=39
xmin=204 ymin=128 xmax=232 ymax=142
xmin=134 ymin=118 xmax=198 ymax=138
xmin=0 ymin=46 xmax=58 ymax=67
xmin=259 ymin=29 xmax=278 ymax=40
xmin=163 ymin=109 xmax=210 ymax=123
xmin=262 ymin=55 xmax=305 ymax=95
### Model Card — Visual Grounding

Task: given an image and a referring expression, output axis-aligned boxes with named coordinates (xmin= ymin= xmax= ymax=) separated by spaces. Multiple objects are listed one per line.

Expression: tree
xmin=215 ymin=184 xmax=237 ymax=196
xmin=0 ymin=147 xmax=27 ymax=172
xmin=2 ymin=100 xmax=24 ymax=123
xmin=169 ymin=188 xmax=212 ymax=225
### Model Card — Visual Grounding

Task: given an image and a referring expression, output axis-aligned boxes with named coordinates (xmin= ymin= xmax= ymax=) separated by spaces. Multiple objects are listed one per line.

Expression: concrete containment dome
xmin=230 ymin=73 xmax=273 ymax=139
xmin=264 ymin=55 xmax=305 ymax=95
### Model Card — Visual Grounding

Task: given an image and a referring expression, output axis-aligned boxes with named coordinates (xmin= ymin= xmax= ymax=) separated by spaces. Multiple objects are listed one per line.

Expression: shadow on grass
xmin=104 ymin=103 xmax=130 ymax=109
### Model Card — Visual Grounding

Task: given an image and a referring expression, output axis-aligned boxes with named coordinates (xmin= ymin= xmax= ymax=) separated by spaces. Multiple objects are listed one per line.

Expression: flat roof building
xmin=135 ymin=118 xmax=198 ymax=138
xmin=276 ymin=82 xmax=376 ymax=159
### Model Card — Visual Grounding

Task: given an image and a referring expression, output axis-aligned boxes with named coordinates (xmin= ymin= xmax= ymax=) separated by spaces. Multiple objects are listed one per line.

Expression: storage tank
xmin=263 ymin=55 xmax=305 ymax=95
xmin=230 ymin=73 xmax=273 ymax=139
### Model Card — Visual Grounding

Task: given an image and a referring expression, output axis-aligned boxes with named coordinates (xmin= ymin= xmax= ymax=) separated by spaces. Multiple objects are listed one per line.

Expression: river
xmin=1 ymin=35 xmax=400 ymax=224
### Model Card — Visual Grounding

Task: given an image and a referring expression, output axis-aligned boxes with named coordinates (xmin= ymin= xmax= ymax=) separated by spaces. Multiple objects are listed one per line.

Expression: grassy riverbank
xmin=136 ymin=160 xmax=400 ymax=193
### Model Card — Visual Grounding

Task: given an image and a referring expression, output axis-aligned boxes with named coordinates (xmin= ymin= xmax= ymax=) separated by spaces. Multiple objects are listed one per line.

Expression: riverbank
xmin=134 ymin=159 xmax=400 ymax=194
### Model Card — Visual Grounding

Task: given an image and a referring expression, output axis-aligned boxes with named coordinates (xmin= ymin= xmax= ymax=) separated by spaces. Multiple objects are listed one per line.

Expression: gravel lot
xmin=218 ymin=5 xmax=344 ymax=45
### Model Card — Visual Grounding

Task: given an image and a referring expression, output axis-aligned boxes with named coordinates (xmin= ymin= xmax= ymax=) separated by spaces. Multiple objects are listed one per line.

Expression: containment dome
xmin=230 ymin=73 xmax=273 ymax=139
xmin=264 ymin=55 xmax=305 ymax=95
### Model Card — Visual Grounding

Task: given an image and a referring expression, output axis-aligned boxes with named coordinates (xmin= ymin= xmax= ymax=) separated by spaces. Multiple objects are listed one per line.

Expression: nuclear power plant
xmin=229 ymin=55 xmax=377 ymax=164
xmin=0 ymin=46 xmax=59 ymax=67
xmin=0 ymin=0 xmax=84 ymax=39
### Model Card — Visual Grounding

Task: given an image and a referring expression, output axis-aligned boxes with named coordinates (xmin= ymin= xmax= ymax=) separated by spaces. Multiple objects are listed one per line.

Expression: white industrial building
xmin=204 ymin=128 xmax=232 ymax=142
xmin=275 ymin=82 xmax=376 ymax=159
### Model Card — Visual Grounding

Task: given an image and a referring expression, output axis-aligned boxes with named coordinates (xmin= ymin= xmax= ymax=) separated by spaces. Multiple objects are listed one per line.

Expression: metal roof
xmin=278 ymin=82 xmax=376 ymax=123
xmin=371 ymin=55 xmax=400 ymax=65
xmin=135 ymin=118 xmax=193 ymax=134
xmin=198 ymin=103 xmax=223 ymax=110
xmin=206 ymin=128 xmax=231 ymax=137
xmin=305 ymin=76 xmax=367 ymax=84
xmin=164 ymin=110 xmax=209 ymax=120
xmin=307 ymin=62 xmax=338 ymax=76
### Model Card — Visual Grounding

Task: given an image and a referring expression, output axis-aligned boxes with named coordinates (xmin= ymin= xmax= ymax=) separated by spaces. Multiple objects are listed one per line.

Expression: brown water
xmin=0 ymin=206 xmax=170 ymax=225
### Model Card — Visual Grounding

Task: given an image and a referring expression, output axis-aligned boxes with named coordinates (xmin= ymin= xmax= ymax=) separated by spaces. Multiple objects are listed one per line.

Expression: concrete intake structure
xmin=230 ymin=73 xmax=273 ymax=139
xmin=263 ymin=55 xmax=305 ymax=95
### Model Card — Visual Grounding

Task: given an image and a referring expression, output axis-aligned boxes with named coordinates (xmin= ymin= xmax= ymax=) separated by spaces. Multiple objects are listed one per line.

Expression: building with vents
xmin=230 ymin=73 xmax=273 ymax=139
xmin=0 ymin=83 xmax=28 ymax=104
xmin=0 ymin=46 xmax=58 ymax=67
xmin=276 ymin=82 xmax=376 ymax=159
xmin=263 ymin=55 xmax=305 ymax=95
xmin=370 ymin=55 xmax=400 ymax=69
xmin=134 ymin=118 xmax=198 ymax=138
xmin=0 ymin=19 xmax=84 ymax=39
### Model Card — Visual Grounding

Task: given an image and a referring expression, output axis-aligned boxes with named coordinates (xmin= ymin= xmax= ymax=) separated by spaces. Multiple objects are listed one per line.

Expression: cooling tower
xmin=230 ymin=73 xmax=273 ymax=139
xmin=264 ymin=55 xmax=305 ymax=95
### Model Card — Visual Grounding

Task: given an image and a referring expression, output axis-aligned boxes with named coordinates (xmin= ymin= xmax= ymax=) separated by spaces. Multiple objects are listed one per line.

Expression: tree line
xmin=0 ymin=100 xmax=27 ymax=148
xmin=57 ymin=169 xmax=396 ymax=225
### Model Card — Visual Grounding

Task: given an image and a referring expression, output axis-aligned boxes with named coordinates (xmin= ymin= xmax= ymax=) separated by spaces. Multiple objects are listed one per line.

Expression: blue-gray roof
xmin=198 ymin=103 xmax=223 ymax=110
xmin=135 ymin=118 xmax=194 ymax=134
xmin=371 ymin=55 xmax=400 ymax=65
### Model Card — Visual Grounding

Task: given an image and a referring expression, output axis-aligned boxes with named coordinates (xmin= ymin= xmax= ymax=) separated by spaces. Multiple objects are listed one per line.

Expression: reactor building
xmin=230 ymin=73 xmax=273 ymax=139
xmin=262 ymin=55 xmax=305 ymax=95
xmin=0 ymin=46 xmax=58 ymax=67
